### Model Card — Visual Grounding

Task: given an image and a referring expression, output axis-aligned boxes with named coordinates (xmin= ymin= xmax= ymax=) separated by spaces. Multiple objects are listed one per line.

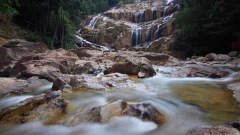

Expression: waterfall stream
xmin=88 ymin=14 xmax=101 ymax=29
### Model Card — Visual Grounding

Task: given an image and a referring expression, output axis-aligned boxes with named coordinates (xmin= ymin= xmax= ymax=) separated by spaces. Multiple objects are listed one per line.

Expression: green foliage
xmin=0 ymin=0 xmax=19 ymax=21
xmin=2 ymin=0 xmax=136 ymax=50
xmin=136 ymin=63 xmax=141 ymax=71
xmin=26 ymin=31 xmax=41 ymax=42
xmin=175 ymin=0 xmax=240 ymax=56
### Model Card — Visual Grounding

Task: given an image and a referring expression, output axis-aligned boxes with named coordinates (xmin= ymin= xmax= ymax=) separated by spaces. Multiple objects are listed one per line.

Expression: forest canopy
xmin=175 ymin=0 xmax=240 ymax=55
xmin=0 ymin=0 xmax=136 ymax=49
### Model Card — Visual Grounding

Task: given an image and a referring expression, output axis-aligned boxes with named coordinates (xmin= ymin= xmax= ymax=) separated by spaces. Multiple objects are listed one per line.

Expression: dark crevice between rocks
xmin=0 ymin=72 xmax=10 ymax=77
xmin=232 ymin=123 xmax=240 ymax=131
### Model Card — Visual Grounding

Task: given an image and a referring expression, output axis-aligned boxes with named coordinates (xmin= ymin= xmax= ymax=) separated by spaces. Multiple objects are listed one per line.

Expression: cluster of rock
xmin=1 ymin=39 xmax=240 ymax=134
xmin=0 ymin=39 xmax=173 ymax=126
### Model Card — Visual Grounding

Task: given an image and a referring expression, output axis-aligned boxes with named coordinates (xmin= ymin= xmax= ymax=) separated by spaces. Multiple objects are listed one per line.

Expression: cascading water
xmin=162 ymin=6 xmax=168 ymax=17
xmin=131 ymin=26 xmax=142 ymax=47
xmin=145 ymin=27 xmax=152 ymax=42
xmin=88 ymin=14 xmax=101 ymax=29
xmin=139 ymin=12 xmax=145 ymax=23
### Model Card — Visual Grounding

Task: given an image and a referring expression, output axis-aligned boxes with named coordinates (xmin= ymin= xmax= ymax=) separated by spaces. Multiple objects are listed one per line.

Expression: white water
xmin=88 ymin=14 xmax=101 ymax=29
xmin=0 ymin=95 xmax=33 ymax=111
xmin=131 ymin=26 xmax=142 ymax=47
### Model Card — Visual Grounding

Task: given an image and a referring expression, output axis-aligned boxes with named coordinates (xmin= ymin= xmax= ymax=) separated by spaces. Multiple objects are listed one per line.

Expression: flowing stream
xmin=0 ymin=67 xmax=240 ymax=135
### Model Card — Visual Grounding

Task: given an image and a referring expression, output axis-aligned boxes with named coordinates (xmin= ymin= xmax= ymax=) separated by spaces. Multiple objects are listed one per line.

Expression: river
xmin=0 ymin=66 xmax=239 ymax=135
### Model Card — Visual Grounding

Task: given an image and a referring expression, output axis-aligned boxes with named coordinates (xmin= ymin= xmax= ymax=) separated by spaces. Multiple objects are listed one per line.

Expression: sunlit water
xmin=0 ymin=69 xmax=240 ymax=135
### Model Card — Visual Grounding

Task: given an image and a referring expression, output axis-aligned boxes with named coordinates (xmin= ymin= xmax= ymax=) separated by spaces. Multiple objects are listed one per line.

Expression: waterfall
xmin=152 ymin=9 xmax=157 ymax=20
xmin=145 ymin=27 xmax=152 ymax=42
xmin=154 ymin=24 xmax=164 ymax=40
xmin=167 ymin=0 xmax=174 ymax=5
xmin=139 ymin=12 xmax=145 ymax=23
xmin=88 ymin=14 xmax=101 ymax=29
xmin=131 ymin=26 xmax=142 ymax=47
xmin=162 ymin=7 xmax=168 ymax=17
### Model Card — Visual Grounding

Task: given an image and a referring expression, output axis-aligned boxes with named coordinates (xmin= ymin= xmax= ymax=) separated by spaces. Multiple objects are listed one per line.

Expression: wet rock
xmin=122 ymin=102 xmax=165 ymax=125
xmin=62 ymin=100 xmax=165 ymax=126
xmin=0 ymin=77 xmax=29 ymax=96
xmin=227 ymin=82 xmax=240 ymax=103
xmin=27 ymin=76 xmax=50 ymax=87
xmin=0 ymin=91 xmax=67 ymax=125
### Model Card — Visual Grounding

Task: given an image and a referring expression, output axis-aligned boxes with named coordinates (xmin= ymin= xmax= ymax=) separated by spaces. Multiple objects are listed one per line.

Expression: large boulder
xmin=0 ymin=76 xmax=51 ymax=96
xmin=10 ymin=49 xmax=79 ymax=79
xmin=108 ymin=55 xmax=156 ymax=77
xmin=60 ymin=100 xmax=165 ymax=126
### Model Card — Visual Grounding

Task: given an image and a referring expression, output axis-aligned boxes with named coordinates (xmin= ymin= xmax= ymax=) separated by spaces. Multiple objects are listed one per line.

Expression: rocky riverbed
xmin=0 ymin=39 xmax=240 ymax=135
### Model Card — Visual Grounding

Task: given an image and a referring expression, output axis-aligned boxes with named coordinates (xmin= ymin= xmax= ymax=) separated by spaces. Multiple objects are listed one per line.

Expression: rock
xmin=197 ymin=56 xmax=207 ymax=62
xmin=141 ymin=53 xmax=180 ymax=66
xmin=169 ymin=65 xmax=230 ymax=78
xmin=105 ymin=53 xmax=156 ymax=77
xmin=61 ymin=100 xmax=165 ymax=126
xmin=0 ymin=47 xmax=14 ymax=61
xmin=205 ymin=53 xmax=218 ymax=61
xmin=187 ymin=126 xmax=240 ymax=135
xmin=138 ymin=71 xmax=146 ymax=78
xmin=1 ymin=39 xmax=47 ymax=55
xmin=62 ymin=84 xmax=72 ymax=93
xmin=122 ymin=102 xmax=165 ymax=125
xmin=205 ymin=53 xmax=231 ymax=61
xmin=217 ymin=54 xmax=231 ymax=61
xmin=0 ymin=77 xmax=29 ymax=96
xmin=187 ymin=119 xmax=240 ymax=135
xmin=227 ymin=82 xmax=240 ymax=103
xmin=0 ymin=91 xmax=67 ymax=125
xmin=27 ymin=76 xmax=50 ymax=87
xmin=228 ymin=51 xmax=239 ymax=57
xmin=11 ymin=49 xmax=79 ymax=79
xmin=52 ymin=78 xmax=66 ymax=91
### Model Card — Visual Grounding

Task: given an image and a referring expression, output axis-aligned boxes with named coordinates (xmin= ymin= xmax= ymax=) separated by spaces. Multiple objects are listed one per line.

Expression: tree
xmin=175 ymin=0 xmax=240 ymax=55
xmin=0 ymin=0 xmax=19 ymax=21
